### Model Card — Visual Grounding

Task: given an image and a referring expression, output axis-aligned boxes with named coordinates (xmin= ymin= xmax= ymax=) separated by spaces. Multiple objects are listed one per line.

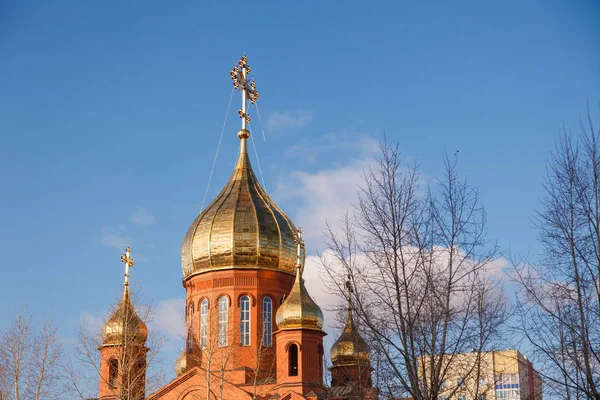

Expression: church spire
xmin=344 ymin=275 xmax=356 ymax=331
xmin=120 ymin=246 xmax=135 ymax=297
xmin=346 ymin=274 xmax=353 ymax=309
xmin=275 ymin=227 xmax=324 ymax=331
xmin=181 ymin=54 xmax=298 ymax=279
xmin=99 ymin=246 xmax=148 ymax=400
xmin=330 ymin=275 xmax=371 ymax=370
xmin=295 ymin=227 xmax=306 ymax=276
xmin=101 ymin=246 xmax=147 ymax=347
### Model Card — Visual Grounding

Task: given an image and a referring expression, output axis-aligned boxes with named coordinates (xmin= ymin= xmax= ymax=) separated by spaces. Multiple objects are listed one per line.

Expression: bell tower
xmin=329 ymin=279 xmax=374 ymax=398
xmin=274 ymin=229 xmax=327 ymax=396
xmin=99 ymin=247 xmax=148 ymax=400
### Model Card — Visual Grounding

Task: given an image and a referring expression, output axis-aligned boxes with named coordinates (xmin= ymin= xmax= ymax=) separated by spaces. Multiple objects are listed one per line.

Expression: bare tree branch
xmin=319 ymin=141 xmax=507 ymax=400
xmin=512 ymin=104 xmax=600 ymax=399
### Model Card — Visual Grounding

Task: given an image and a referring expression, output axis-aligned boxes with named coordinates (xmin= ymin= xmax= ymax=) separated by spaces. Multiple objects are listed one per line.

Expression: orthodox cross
xmin=230 ymin=55 xmax=259 ymax=131
xmin=346 ymin=274 xmax=354 ymax=310
xmin=121 ymin=246 xmax=135 ymax=289
xmin=294 ymin=227 xmax=306 ymax=271
xmin=346 ymin=274 xmax=353 ymax=294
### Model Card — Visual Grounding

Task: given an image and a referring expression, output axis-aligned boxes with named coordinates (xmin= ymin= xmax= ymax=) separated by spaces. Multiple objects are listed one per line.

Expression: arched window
xmin=187 ymin=302 xmax=194 ymax=352
xmin=218 ymin=296 xmax=228 ymax=347
xmin=240 ymin=295 xmax=251 ymax=346
xmin=289 ymin=344 xmax=299 ymax=376
xmin=200 ymin=299 xmax=208 ymax=349
xmin=262 ymin=297 xmax=273 ymax=347
xmin=108 ymin=358 xmax=119 ymax=389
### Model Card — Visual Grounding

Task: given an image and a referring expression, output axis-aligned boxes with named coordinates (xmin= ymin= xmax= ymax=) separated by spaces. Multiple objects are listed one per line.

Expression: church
xmin=96 ymin=56 xmax=376 ymax=400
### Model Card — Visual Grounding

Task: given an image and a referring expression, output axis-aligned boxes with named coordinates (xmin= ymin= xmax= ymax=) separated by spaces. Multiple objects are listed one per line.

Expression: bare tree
xmin=320 ymin=142 xmax=507 ymax=400
xmin=199 ymin=317 xmax=236 ymax=400
xmin=0 ymin=309 xmax=63 ymax=400
xmin=512 ymin=105 xmax=600 ymax=399
xmin=184 ymin=298 xmax=282 ymax=400
xmin=246 ymin=326 xmax=277 ymax=400
xmin=64 ymin=291 xmax=166 ymax=400
xmin=177 ymin=296 xmax=243 ymax=400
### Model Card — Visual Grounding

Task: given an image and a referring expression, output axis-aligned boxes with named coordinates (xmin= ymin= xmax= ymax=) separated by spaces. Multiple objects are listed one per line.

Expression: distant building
xmin=419 ymin=349 xmax=542 ymax=400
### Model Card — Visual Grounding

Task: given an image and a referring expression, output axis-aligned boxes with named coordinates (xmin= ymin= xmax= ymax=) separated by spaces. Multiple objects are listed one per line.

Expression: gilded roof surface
xmin=330 ymin=306 xmax=370 ymax=367
xmin=174 ymin=349 xmax=187 ymax=376
xmin=181 ymin=134 xmax=297 ymax=279
xmin=275 ymin=267 xmax=324 ymax=331
xmin=101 ymin=290 xmax=148 ymax=346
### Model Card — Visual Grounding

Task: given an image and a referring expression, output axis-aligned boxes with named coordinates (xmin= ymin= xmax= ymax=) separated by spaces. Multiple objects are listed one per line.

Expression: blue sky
xmin=1 ymin=0 xmax=599 ymax=384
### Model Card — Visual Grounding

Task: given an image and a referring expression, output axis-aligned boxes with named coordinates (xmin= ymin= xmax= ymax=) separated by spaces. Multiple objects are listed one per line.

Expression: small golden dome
xmin=276 ymin=267 xmax=324 ymax=331
xmin=181 ymin=134 xmax=297 ymax=280
xmin=101 ymin=290 xmax=148 ymax=346
xmin=330 ymin=306 xmax=370 ymax=367
xmin=174 ymin=350 xmax=187 ymax=376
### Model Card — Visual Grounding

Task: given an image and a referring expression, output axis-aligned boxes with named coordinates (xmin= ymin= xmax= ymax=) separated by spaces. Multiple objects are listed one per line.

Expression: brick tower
xmin=274 ymin=229 xmax=327 ymax=396
xmin=329 ymin=283 xmax=373 ymax=399
xmin=99 ymin=247 xmax=148 ymax=400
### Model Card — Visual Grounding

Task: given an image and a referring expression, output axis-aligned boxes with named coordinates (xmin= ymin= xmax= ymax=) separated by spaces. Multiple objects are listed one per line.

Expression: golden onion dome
xmin=181 ymin=129 xmax=297 ymax=280
xmin=174 ymin=350 xmax=187 ymax=376
xmin=276 ymin=266 xmax=324 ymax=331
xmin=330 ymin=306 xmax=370 ymax=367
xmin=101 ymin=289 xmax=148 ymax=346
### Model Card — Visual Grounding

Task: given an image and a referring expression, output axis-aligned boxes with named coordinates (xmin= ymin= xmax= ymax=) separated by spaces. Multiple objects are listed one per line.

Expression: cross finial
xmin=346 ymin=274 xmax=353 ymax=294
xmin=346 ymin=273 xmax=354 ymax=310
xmin=120 ymin=246 xmax=135 ymax=291
xmin=230 ymin=54 xmax=259 ymax=135
xmin=294 ymin=227 xmax=305 ymax=273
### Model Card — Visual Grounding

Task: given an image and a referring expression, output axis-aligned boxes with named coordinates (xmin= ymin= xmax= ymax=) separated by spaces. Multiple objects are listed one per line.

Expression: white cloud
xmin=285 ymin=134 xmax=380 ymax=165
xmin=306 ymin=246 xmax=508 ymax=346
xmin=278 ymin=134 xmax=508 ymax=345
xmin=130 ymin=206 xmax=156 ymax=226
xmin=303 ymin=254 xmax=346 ymax=333
xmin=278 ymin=136 xmax=379 ymax=245
xmin=80 ymin=311 xmax=104 ymax=332
xmin=150 ymin=298 xmax=185 ymax=340
xmin=274 ymin=135 xmax=380 ymax=341
xmin=286 ymin=166 xmax=365 ymax=243
xmin=102 ymin=233 xmax=133 ymax=249
xmin=266 ymin=110 xmax=314 ymax=132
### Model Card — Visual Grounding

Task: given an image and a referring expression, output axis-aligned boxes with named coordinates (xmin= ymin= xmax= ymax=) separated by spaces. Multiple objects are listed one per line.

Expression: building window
xmin=495 ymin=374 xmax=520 ymax=400
xmin=187 ymin=302 xmax=194 ymax=352
xmin=262 ymin=297 xmax=273 ymax=347
xmin=240 ymin=295 xmax=251 ymax=346
xmin=479 ymin=376 xmax=487 ymax=386
xmin=218 ymin=296 xmax=228 ymax=347
xmin=289 ymin=344 xmax=298 ymax=376
xmin=200 ymin=299 xmax=208 ymax=349
xmin=108 ymin=359 xmax=119 ymax=389
xmin=457 ymin=377 xmax=465 ymax=388
xmin=457 ymin=395 xmax=466 ymax=400
xmin=478 ymin=394 xmax=487 ymax=400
